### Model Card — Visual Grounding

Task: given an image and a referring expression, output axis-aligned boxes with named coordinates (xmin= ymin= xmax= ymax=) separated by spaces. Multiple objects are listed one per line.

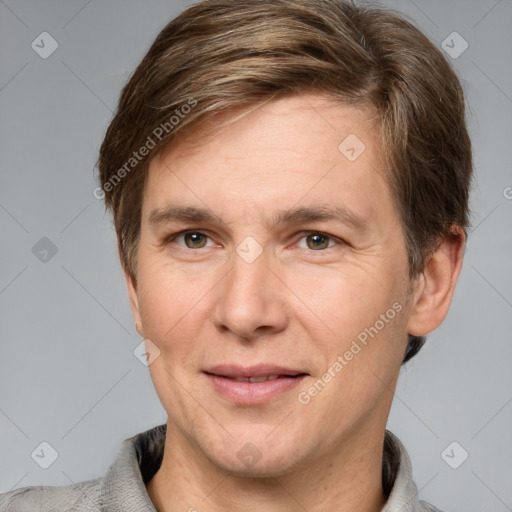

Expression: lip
xmin=204 ymin=364 xmax=308 ymax=405
xmin=205 ymin=364 xmax=306 ymax=378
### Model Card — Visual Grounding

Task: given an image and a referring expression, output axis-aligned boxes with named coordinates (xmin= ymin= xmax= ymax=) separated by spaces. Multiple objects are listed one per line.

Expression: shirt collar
xmin=382 ymin=430 xmax=422 ymax=511
xmin=99 ymin=424 xmax=421 ymax=512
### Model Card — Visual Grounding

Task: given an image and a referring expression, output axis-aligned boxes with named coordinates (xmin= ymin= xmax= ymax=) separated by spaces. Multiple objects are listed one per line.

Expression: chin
xmin=204 ymin=429 xmax=311 ymax=478
xmin=213 ymin=450 xmax=306 ymax=479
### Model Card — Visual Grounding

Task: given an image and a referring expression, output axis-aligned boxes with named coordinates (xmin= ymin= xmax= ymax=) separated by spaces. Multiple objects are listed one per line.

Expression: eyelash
xmin=165 ymin=230 xmax=343 ymax=252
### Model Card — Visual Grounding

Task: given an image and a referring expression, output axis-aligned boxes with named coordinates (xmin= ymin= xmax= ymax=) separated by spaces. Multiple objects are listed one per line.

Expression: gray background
xmin=1 ymin=0 xmax=511 ymax=510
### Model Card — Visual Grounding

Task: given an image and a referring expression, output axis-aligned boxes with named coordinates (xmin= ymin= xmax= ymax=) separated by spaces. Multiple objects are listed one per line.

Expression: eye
xmin=296 ymin=232 xmax=337 ymax=251
xmin=173 ymin=231 xmax=215 ymax=249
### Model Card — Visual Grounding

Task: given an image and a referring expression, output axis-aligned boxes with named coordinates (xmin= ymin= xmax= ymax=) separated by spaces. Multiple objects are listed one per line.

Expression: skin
xmin=124 ymin=94 xmax=465 ymax=512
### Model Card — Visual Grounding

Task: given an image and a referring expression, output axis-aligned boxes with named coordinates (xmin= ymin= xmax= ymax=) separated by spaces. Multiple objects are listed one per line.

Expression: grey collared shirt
xmin=0 ymin=425 xmax=443 ymax=512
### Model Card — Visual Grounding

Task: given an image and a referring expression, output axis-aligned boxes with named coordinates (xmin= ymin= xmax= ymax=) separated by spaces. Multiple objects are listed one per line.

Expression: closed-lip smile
xmin=203 ymin=364 xmax=308 ymax=405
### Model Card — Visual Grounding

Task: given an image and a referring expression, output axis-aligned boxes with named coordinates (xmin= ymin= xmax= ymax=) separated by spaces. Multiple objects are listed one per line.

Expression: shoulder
xmin=0 ymin=477 xmax=101 ymax=512
xmin=0 ymin=424 xmax=165 ymax=512
xmin=418 ymin=501 xmax=446 ymax=512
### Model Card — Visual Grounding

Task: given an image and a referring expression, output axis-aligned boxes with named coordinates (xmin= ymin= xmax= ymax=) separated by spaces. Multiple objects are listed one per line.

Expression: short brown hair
xmin=98 ymin=0 xmax=472 ymax=362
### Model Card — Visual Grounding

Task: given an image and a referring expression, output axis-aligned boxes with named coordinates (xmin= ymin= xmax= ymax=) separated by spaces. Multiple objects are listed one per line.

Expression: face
xmin=126 ymin=94 xmax=416 ymax=476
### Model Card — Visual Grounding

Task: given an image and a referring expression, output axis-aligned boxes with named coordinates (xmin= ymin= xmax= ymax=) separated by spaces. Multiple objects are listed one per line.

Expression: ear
xmin=407 ymin=226 xmax=465 ymax=337
xmin=119 ymin=243 xmax=143 ymax=337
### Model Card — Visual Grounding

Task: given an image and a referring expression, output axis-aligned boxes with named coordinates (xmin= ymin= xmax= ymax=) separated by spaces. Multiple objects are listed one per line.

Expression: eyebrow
xmin=148 ymin=205 xmax=223 ymax=226
xmin=147 ymin=204 xmax=368 ymax=231
xmin=271 ymin=205 xmax=368 ymax=230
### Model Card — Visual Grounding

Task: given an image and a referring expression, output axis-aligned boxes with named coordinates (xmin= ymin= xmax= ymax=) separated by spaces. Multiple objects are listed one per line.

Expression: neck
xmin=146 ymin=422 xmax=387 ymax=512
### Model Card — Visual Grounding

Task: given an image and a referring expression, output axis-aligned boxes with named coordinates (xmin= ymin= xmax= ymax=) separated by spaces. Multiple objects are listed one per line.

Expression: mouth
xmin=214 ymin=374 xmax=301 ymax=382
xmin=203 ymin=365 xmax=309 ymax=405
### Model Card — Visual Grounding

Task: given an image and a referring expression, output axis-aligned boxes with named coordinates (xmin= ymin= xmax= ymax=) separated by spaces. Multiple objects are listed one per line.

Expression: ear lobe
xmin=407 ymin=226 xmax=465 ymax=337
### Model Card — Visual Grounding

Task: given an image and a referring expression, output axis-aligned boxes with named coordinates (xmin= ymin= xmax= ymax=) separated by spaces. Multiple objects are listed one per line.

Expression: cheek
xmin=136 ymin=262 xmax=206 ymax=348
xmin=136 ymin=266 xmax=207 ymax=408
xmin=292 ymin=266 xmax=410 ymax=398
xmin=291 ymin=264 xmax=403 ymax=335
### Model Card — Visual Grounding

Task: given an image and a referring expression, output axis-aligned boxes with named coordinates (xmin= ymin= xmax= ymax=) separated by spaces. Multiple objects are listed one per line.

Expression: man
xmin=0 ymin=0 xmax=471 ymax=511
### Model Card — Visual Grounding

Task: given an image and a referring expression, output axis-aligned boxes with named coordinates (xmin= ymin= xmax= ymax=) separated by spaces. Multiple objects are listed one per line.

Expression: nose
xmin=211 ymin=248 xmax=288 ymax=341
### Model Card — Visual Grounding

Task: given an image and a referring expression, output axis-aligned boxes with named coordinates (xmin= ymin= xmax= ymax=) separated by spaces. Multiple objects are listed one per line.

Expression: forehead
xmin=142 ymin=94 xmax=391 ymax=227
xmin=159 ymin=94 xmax=380 ymax=166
